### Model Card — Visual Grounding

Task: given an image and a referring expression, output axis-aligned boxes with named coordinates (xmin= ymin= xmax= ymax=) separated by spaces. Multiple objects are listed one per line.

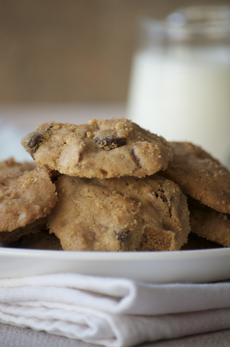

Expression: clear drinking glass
xmin=127 ymin=5 xmax=230 ymax=167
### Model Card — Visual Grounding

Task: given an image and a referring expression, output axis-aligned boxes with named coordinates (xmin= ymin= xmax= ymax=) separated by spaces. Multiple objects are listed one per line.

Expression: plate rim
xmin=0 ymin=246 xmax=229 ymax=261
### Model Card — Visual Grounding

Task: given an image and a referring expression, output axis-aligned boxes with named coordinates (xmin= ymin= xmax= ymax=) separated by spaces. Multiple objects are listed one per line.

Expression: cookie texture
xmin=100 ymin=175 xmax=190 ymax=251
xmin=188 ymin=198 xmax=230 ymax=247
xmin=48 ymin=174 xmax=190 ymax=251
xmin=0 ymin=157 xmax=36 ymax=178
xmin=163 ymin=142 xmax=230 ymax=214
xmin=48 ymin=175 xmax=142 ymax=251
xmin=0 ymin=166 xmax=57 ymax=232
xmin=21 ymin=118 xmax=173 ymax=178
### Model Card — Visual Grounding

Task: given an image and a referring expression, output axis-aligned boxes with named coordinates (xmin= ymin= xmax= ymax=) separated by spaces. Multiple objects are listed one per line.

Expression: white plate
xmin=0 ymin=247 xmax=230 ymax=283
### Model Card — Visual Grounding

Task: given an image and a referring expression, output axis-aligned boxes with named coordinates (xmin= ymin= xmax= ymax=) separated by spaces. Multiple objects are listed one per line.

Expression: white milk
xmin=127 ymin=47 xmax=230 ymax=167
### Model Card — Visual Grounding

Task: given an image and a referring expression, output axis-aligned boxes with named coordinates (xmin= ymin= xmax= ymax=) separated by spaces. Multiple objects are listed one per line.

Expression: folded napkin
xmin=0 ymin=273 xmax=230 ymax=347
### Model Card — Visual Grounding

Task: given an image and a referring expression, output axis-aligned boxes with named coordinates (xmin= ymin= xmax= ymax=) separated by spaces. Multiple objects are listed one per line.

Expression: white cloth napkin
xmin=0 ymin=273 xmax=230 ymax=347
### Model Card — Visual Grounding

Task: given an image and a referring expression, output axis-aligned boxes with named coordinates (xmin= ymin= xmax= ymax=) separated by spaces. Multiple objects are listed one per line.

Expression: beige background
xmin=0 ymin=0 xmax=229 ymax=104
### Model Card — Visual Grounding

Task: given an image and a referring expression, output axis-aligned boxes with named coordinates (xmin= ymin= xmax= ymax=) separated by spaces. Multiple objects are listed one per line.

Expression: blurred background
xmin=0 ymin=0 xmax=230 ymax=166
xmin=0 ymin=0 xmax=228 ymax=104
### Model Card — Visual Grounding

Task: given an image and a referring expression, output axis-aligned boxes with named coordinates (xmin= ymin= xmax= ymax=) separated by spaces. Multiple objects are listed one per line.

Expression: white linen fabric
xmin=0 ymin=273 xmax=230 ymax=347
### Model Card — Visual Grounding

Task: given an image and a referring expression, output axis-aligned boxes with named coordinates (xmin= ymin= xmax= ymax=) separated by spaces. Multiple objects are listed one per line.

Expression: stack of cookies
xmin=1 ymin=118 xmax=230 ymax=251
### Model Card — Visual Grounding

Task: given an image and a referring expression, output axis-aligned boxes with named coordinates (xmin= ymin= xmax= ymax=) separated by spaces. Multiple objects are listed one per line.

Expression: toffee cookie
xmin=48 ymin=174 xmax=190 ymax=251
xmin=21 ymin=118 xmax=173 ymax=178
xmin=163 ymin=142 xmax=230 ymax=214
xmin=0 ymin=157 xmax=36 ymax=178
xmin=188 ymin=198 xmax=230 ymax=247
xmin=0 ymin=166 xmax=57 ymax=232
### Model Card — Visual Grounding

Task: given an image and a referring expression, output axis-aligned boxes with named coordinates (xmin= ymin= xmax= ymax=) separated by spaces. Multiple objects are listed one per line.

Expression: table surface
xmin=1 ymin=323 xmax=230 ymax=347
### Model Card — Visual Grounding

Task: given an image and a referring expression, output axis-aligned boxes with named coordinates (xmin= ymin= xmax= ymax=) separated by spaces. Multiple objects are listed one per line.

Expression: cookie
xmin=47 ymin=174 xmax=190 ymax=251
xmin=0 ymin=166 xmax=57 ymax=232
xmin=99 ymin=175 xmax=190 ymax=251
xmin=48 ymin=175 xmax=142 ymax=251
xmin=163 ymin=142 xmax=230 ymax=214
xmin=21 ymin=118 xmax=173 ymax=179
xmin=188 ymin=198 xmax=230 ymax=247
xmin=0 ymin=157 xmax=36 ymax=178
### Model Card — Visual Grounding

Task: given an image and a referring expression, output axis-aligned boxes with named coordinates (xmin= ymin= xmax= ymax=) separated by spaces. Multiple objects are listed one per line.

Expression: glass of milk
xmin=127 ymin=5 xmax=230 ymax=167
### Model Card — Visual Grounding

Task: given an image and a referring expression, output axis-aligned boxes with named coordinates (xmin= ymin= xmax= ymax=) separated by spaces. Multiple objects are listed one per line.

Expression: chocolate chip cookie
xmin=188 ymin=198 xmax=230 ymax=247
xmin=47 ymin=174 xmax=190 ymax=251
xmin=48 ymin=175 xmax=142 ymax=251
xmin=163 ymin=142 xmax=230 ymax=214
xmin=98 ymin=175 xmax=190 ymax=251
xmin=0 ymin=166 xmax=57 ymax=232
xmin=21 ymin=118 xmax=173 ymax=179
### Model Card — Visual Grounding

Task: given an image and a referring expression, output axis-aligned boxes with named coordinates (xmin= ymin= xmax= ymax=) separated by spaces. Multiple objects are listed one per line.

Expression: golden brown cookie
xmin=48 ymin=175 xmax=142 ymax=251
xmin=21 ymin=118 xmax=173 ymax=179
xmin=0 ymin=157 xmax=36 ymax=178
xmin=47 ymin=174 xmax=190 ymax=251
xmin=163 ymin=142 xmax=230 ymax=214
xmin=188 ymin=198 xmax=230 ymax=247
xmin=0 ymin=166 xmax=57 ymax=232
xmin=100 ymin=175 xmax=190 ymax=251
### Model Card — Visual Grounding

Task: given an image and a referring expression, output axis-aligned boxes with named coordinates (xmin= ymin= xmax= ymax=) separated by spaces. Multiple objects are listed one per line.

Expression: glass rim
xmin=142 ymin=5 xmax=230 ymax=40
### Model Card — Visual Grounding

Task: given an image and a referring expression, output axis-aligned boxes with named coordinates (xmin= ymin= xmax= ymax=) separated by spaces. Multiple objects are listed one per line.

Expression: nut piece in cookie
xmin=0 ymin=166 xmax=57 ymax=232
xmin=48 ymin=175 xmax=142 ymax=251
xmin=163 ymin=142 xmax=230 ymax=214
xmin=188 ymin=198 xmax=230 ymax=247
xmin=21 ymin=118 xmax=173 ymax=178
xmin=98 ymin=175 xmax=190 ymax=251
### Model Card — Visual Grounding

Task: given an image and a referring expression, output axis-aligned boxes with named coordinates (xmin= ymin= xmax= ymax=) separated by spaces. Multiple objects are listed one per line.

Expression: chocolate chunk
xmin=131 ymin=147 xmax=142 ymax=167
xmin=95 ymin=136 xmax=126 ymax=150
xmin=27 ymin=134 xmax=44 ymax=158
xmin=155 ymin=189 xmax=168 ymax=203
xmin=161 ymin=194 xmax=168 ymax=203
xmin=114 ymin=229 xmax=130 ymax=243
xmin=27 ymin=134 xmax=43 ymax=149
